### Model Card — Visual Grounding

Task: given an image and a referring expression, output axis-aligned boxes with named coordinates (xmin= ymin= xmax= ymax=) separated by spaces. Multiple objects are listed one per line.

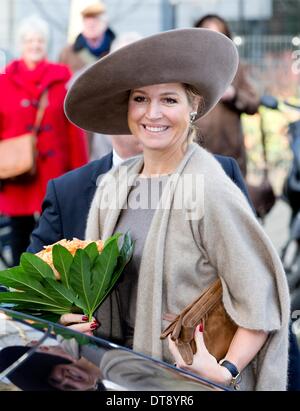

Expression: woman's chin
xmin=139 ymin=136 xmax=170 ymax=151
xmin=143 ymin=142 xmax=168 ymax=151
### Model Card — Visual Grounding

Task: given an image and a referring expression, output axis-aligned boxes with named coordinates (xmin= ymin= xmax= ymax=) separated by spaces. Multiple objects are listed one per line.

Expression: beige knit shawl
xmin=85 ymin=143 xmax=290 ymax=391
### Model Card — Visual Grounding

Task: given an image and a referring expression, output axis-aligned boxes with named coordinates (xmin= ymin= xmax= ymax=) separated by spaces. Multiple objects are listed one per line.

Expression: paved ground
xmin=263 ymin=198 xmax=291 ymax=253
xmin=262 ymin=199 xmax=300 ymax=346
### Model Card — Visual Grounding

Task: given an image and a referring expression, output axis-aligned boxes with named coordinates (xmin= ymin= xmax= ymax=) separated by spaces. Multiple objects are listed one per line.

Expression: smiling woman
xmin=127 ymin=83 xmax=201 ymax=175
xmin=63 ymin=28 xmax=291 ymax=391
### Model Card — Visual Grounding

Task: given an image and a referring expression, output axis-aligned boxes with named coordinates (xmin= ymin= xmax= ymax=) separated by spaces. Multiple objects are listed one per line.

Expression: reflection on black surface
xmin=48 ymin=357 xmax=104 ymax=391
xmin=100 ymin=349 xmax=220 ymax=391
xmin=0 ymin=308 xmax=224 ymax=391
xmin=0 ymin=345 xmax=105 ymax=391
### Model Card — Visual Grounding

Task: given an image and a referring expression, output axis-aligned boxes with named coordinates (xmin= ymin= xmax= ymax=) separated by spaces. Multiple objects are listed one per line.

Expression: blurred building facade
xmin=0 ymin=0 xmax=299 ymax=95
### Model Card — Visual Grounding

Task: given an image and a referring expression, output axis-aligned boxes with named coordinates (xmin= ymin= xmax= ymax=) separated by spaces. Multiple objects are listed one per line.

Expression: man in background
xmin=59 ymin=1 xmax=115 ymax=73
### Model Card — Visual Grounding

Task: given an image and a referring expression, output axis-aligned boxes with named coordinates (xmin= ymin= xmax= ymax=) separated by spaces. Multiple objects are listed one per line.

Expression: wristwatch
xmin=219 ymin=359 xmax=241 ymax=390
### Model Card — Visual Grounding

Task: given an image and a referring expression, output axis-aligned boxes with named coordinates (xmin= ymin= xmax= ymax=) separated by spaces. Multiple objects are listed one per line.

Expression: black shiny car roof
xmin=0 ymin=307 xmax=228 ymax=392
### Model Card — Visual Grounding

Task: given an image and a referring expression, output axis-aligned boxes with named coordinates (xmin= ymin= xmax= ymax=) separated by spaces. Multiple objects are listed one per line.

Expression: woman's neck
xmin=141 ymin=143 xmax=188 ymax=177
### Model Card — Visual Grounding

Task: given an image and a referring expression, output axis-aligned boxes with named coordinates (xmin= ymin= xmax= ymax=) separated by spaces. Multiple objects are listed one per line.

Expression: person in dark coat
xmin=194 ymin=14 xmax=260 ymax=177
xmin=59 ymin=1 xmax=115 ymax=73
xmin=0 ymin=15 xmax=88 ymax=266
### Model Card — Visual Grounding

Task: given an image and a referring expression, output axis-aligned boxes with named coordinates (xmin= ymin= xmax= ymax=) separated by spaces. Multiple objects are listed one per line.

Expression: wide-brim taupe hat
xmin=64 ymin=28 xmax=239 ymax=134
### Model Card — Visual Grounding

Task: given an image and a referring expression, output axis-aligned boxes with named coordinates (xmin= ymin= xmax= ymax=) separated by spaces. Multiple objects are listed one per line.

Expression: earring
xmin=189 ymin=111 xmax=197 ymax=123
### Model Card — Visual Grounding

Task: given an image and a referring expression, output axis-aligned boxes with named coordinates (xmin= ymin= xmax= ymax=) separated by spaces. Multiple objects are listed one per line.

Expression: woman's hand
xmin=168 ymin=324 xmax=232 ymax=387
xmin=59 ymin=314 xmax=100 ymax=336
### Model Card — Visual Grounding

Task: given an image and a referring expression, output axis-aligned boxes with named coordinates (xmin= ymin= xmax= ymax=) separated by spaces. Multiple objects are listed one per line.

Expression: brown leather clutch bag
xmin=160 ymin=278 xmax=237 ymax=365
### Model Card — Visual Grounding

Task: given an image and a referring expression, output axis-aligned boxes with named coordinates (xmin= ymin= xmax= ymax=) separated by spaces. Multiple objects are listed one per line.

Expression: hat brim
xmin=0 ymin=346 xmax=72 ymax=391
xmin=64 ymin=28 xmax=238 ymax=135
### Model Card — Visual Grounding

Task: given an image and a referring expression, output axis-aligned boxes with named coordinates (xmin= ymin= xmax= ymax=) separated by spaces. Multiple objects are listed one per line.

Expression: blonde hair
xmin=183 ymin=84 xmax=205 ymax=143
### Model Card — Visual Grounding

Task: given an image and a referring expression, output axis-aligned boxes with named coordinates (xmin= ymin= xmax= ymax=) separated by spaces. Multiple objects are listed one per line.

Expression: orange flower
xmin=36 ymin=238 xmax=104 ymax=280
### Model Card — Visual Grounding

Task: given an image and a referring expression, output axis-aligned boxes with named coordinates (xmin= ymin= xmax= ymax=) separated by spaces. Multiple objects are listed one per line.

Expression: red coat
xmin=0 ymin=59 xmax=88 ymax=216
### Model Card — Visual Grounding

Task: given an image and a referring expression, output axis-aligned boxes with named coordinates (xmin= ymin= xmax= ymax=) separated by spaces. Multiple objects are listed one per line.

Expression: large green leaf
xmin=69 ymin=249 xmax=92 ymax=315
xmin=0 ymin=270 xmax=60 ymax=304
xmin=52 ymin=244 xmax=73 ymax=289
xmin=101 ymin=232 xmax=134 ymax=302
xmin=0 ymin=265 xmax=43 ymax=287
xmin=0 ymin=269 xmax=80 ymax=309
xmin=84 ymin=242 xmax=100 ymax=266
xmin=13 ymin=302 xmax=82 ymax=314
xmin=43 ymin=278 xmax=87 ymax=313
xmin=103 ymin=232 xmax=122 ymax=248
xmin=119 ymin=231 xmax=135 ymax=266
xmin=8 ymin=310 xmax=61 ymax=324
xmin=0 ymin=291 xmax=70 ymax=309
xmin=20 ymin=253 xmax=55 ymax=280
xmin=89 ymin=235 xmax=119 ymax=314
xmin=9 ymin=305 xmax=72 ymax=315
xmin=0 ymin=267 xmax=30 ymax=290
xmin=44 ymin=278 xmax=78 ymax=304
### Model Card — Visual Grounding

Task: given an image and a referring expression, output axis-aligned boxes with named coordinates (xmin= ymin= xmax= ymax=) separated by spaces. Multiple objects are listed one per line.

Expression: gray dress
xmin=113 ymin=175 xmax=169 ymax=347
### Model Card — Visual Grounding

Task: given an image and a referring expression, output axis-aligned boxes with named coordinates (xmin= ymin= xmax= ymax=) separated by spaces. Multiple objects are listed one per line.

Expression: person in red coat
xmin=0 ymin=16 xmax=88 ymax=265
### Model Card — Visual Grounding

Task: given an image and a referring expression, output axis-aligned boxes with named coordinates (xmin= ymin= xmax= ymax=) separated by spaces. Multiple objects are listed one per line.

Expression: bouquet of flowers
xmin=0 ymin=232 xmax=133 ymax=322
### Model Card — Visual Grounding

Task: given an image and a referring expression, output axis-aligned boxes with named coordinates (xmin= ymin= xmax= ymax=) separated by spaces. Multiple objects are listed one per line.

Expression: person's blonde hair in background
xmin=90 ymin=31 xmax=143 ymax=162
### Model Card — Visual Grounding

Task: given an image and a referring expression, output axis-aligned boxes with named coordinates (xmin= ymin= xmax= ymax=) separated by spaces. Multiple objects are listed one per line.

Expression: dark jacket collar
xmin=73 ymin=28 xmax=116 ymax=55
xmin=91 ymin=151 xmax=113 ymax=185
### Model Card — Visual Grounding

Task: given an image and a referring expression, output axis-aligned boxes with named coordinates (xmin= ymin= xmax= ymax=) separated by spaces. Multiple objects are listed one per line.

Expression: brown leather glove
xmin=160 ymin=278 xmax=237 ymax=365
